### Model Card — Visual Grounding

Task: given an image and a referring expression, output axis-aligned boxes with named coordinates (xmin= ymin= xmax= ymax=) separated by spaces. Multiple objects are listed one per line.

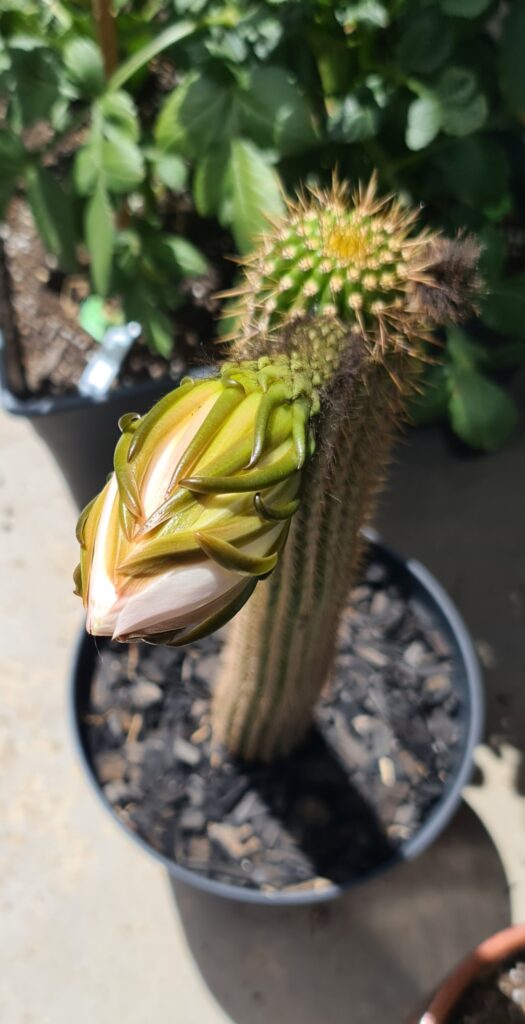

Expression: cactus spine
xmin=213 ymin=178 xmax=480 ymax=762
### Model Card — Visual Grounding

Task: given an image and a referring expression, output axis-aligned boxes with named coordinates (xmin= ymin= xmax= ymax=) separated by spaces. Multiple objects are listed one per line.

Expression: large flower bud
xmin=74 ymin=360 xmax=316 ymax=645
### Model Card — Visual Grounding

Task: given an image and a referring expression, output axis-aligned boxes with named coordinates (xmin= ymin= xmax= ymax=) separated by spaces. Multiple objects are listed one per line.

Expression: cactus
xmin=213 ymin=178 xmax=481 ymax=761
xmin=76 ymin=176 xmax=480 ymax=764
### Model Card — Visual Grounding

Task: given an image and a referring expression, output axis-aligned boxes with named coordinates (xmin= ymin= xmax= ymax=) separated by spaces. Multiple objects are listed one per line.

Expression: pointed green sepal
xmin=196 ymin=532 xmax=279 ymax=576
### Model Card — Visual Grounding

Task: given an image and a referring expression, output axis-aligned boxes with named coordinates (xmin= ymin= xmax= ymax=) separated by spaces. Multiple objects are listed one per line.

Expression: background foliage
xmin=1 ymin=0 xmax=524 ymax=448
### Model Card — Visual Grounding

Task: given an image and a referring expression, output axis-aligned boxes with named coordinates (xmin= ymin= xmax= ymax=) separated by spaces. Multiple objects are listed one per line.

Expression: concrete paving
xmin=0 ymin=391 xmax=523 ymax=1024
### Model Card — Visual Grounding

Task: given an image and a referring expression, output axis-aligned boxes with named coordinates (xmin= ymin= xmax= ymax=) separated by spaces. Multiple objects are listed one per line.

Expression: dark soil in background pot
xmin=0 ymin=197 xmax=233 ymax=399
xmin=450 ymin=955 xmax=525 ymax=1024
xmin=81 ymin=555 xmax=466 ymax=895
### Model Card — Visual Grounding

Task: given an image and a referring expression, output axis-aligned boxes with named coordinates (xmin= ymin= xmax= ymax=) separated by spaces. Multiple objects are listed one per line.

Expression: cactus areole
xmin=75 ymin=178 xmax=481 ymax=762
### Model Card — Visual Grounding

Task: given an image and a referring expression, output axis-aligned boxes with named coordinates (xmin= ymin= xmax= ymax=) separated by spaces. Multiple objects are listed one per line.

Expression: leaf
xmin=9 ymin=44 xmax=61 ymax=126
xmin=154 ymin=152 xmax=187 ymax=191
xmin=99 ymin=90 xmax=139 ymax=141
xmin=101 ymin=135 xmax=145 ymax=193
xmin=437 ymin=67 xmax=487 ymax=137
xmin=26 ymin=167 xmax=77 ymax=272
xmin=63 ymin=38 xmax=105 ymax=98
xmin=481 ymin=276 xmax=525 ymax=339
xmin=193 ymin=145 xmax=231 ymax=217
xmin=396 ymin=11 xmax=452 ymax=74
xmin=239 ymin=66 xmax=318 ymax=155
xmin=226 ymin=139 xmax=284 ymax=254
xmin=85 ymin=182 xmax=114 ymax=296
xmin=327 ymin=94 xmax=379 ymax=143
xmin=335 ymin=1 xmax=389 ymax=29
xmin=146 ymin=308 xmax=174 ymax=357
xmin=155 ymin=72 xmax=235 ymax=158
xmin=410 ymin=364 xmax=449 ymax=426
xmin=500 ymin=1 xmax=525 ymax=116
xmin=448 ymin=367 xmax=518 ymax=451
xmin=439 ymin=0 xmax=491 ymax=15
xmin=164 ymin=236 xmax=208 ymax=276
xmin=108 ymin=21 xmax=196 ymax=92
xmin=406 ymin=95 xmax=442 ymax=151
xmin=79 ymin=295 xmax=123 ymax=342
xmin=436 ymin=137 xmax=509 ymax=209
xmin=74 ymin=142 xmax=100 ymax=196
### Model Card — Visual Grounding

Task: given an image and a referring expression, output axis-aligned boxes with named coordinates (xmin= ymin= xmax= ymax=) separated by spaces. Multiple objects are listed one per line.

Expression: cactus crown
xmin=224 ymin=175 xmax=437 ymax=361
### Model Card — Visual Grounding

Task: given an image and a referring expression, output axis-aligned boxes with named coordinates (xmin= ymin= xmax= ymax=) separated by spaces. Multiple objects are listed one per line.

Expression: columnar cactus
xmin=75 ymin=177 xmax=480 ymax=763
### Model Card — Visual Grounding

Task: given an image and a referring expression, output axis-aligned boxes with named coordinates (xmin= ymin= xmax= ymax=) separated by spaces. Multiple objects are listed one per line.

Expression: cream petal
xmin=86 ymin=475 xmax=120 ymax=635
xmin=142 ymin=393 xmax=219 ymax=519
xmin=112 ymin=559 xmax=244 ymax=639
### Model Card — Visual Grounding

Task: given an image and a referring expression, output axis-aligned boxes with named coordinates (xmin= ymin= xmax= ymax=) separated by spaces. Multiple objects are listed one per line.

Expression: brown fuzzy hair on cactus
xmin=213 ymin=177 xmax=481 ymax=762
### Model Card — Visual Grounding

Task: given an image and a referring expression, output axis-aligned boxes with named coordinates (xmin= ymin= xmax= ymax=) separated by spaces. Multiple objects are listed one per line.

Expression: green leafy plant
xmin=75 ymin=179 xmax=482 ymax=759
xmin=1 ymin=0 xmax=523 ymax=447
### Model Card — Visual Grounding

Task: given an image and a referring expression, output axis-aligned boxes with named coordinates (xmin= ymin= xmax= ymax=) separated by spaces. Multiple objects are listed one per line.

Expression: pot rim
xmin=418 ymin=923 xmax=525 ymax=1024
xmin=69 ymin=531 xmax=484 ymax=906
xmin=0 ymin=325 xmax=177 ymax=417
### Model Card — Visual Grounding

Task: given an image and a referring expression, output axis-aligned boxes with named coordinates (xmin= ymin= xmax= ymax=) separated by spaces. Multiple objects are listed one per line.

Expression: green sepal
xmin=75 ymin=494 xmax=98 ymax=547
xmin=73 ymin=562 xmax=83 ymax=597
xmin=119 ymin=515 xmax=267 ymax=576
xmin=292 ymin=399 xmax=311 ymax=468
xmin=114 ymin=431 xmax=142 ymax=518
xmin=254 ymin=493 xmax=301 ymax=521
xmin=196 ymin=531 xmax=279 ymax=576
xmin=127 ymin=379 xmax=195 ymax=461
xmin=181 ymin=446 xmax=300 ymax=494
xmin=118 ymin=412 xmax=141 ymax=433
xmin=168 ymin=386 xmax=245 ymax=490
xmin=249 ymin=381 xmax=292 ymax=466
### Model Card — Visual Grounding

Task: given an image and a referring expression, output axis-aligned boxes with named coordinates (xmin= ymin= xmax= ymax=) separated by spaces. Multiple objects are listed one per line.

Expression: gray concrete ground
xmin=0 ymin=387 xmax=524 ymax=1023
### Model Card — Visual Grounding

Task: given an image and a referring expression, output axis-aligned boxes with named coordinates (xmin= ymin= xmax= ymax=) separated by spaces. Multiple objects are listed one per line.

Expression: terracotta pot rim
xmin=419 ymin=923 xmax=525 ymax=1024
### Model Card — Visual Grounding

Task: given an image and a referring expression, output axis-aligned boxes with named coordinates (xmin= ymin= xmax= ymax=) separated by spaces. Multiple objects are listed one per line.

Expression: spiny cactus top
xmin=224 ymin=175 xmax=479 ymax=363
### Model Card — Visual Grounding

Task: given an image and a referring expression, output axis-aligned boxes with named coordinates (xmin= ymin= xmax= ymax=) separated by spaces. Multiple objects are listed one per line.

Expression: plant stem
xmin=92 ymin=0 xmax=118 ymax=78
xmin=213 ymin=342 xmax=409 ymax=762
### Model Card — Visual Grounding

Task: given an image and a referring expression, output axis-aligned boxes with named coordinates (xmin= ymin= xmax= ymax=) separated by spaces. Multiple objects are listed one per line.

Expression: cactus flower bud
xmin=74 ymin=360 xmax=316 ymax=645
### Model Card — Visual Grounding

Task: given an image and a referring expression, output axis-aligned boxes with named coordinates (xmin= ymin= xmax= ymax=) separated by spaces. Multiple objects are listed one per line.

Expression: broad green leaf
xmin=9 ymin=45 xmax=61 ymax=126
xmin=447 ymin=325 xmax=485 ymax=369
xmin=406 ymin=95 xmax=442 ymax=151
xmin=102 ymin=135 xmax=145 ymax=193
xmin=155 ymin=72 xmax=235 ymax=158
xmin=396 ymin=11 xmax=452 ymax=74
xmin=226 ymin=138 xmax=284 ymax=254
xmin=436 ymin=137 xmax=509 ymax=208
xmin=482 ymin=276 xmax=525 ymax=339
xmin=99 ymin=90 xmax=139 ymax=141
xmin=410 ymin=364 xmax=449 ymax=426
xmin=146 ymin=308 xmax=174 ymax=357
xmin=500 ymin=1 xmax=525 ymax=115
xmin=74 ymin=142 xmax=100 ymax=196
xmin=85 ymin=183 xmax=114 ymax=296
xmin=154 ymin=152 xmax=187 ymax=192
xmin=164 ymin=236 xmax=208 ymax=276
xmin=439 ymin=0 xmax=491 ymax=15
xmin=63 ymin=38 xmax=105 ymax=98
xmin=437 ymin=67 xmax=487 ymax=137
xmin=26 ymin=166 xmax=77 ymax=272
xmin=327 ymin=95 xmax=378 ymax=143
xmin=0 ymin=130 xmax=25 ymax=175
xmin=194 ymin=145 xmax=231 ymax=217
xmin=79 ymin=295 xmax=123 ymax=342
xmin=335 ymin=1 xmax=389 ymax=29
xmin=239 ymin=66 xmax=317 ymax=155
xmin=108 ymin=21 xmax=196 ymax=92
xmin=448 ymin=366 xmax=518 ymax=450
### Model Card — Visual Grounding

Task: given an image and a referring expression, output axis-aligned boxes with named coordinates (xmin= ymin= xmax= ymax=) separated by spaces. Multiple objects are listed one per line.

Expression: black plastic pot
xmin=0 ymin=325 xmax=175 ymax=510
xmin=70 ymin=535 xmax=484 ymax=906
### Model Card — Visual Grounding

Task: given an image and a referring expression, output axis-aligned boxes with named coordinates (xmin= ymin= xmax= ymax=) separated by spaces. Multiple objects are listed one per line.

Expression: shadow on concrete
xmin=170 ymin=805 xmax=509 ymax=1024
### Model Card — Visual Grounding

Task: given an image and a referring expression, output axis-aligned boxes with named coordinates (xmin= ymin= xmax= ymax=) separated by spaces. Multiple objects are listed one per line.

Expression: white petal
xmin=142 ymin=393 xmax=218 ymax=519
xmin=86 ymin=475 xmax=120 ymax=635
xmin=112 ymin=559 xmax=244 ymax=639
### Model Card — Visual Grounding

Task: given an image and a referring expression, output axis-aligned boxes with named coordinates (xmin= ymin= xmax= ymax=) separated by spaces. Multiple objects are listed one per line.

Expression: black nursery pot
xmin=0 ymin=327 xmax=175 ymax=510
xmin=70 ymin=536 xmax=484 ymax=907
